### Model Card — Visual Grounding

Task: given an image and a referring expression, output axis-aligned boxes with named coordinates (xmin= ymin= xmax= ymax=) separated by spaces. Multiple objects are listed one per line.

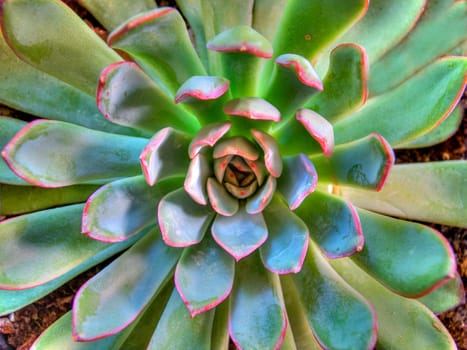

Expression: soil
xmin=0 ymin=1 xmax=466 ymax=349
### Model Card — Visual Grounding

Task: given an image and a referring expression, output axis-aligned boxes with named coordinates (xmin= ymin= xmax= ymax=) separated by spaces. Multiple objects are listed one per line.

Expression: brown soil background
xmin=0 ymin=1 xmax=466 ymax=349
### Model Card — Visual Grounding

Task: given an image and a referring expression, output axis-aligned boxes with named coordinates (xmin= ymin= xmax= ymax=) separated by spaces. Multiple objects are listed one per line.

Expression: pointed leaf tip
xmin=296 ymin=109 xmax=334 ymax=157
xmin=275 ymin=54 xmax=323 ymax=90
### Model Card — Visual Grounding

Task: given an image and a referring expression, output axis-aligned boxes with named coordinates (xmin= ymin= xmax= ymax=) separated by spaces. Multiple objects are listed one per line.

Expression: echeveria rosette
xmin=0 ymin=1 xmax=466 ymax=350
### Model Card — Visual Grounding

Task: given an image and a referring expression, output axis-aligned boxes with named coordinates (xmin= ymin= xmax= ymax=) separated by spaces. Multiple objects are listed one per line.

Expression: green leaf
xmin=147 ymin=288 xmax=215 ymax=350
xmin=352 ymin=209 xmax=456 ymax=297
xmin=295 ymin=190 xmax=364 ymax=259
xmin=272 ymin=0 xmax=368 ymax=61
xmin=311 ymin=134 xmax=394 ymax=191
xmin=108 ymin=8 xmax=206 ymax=95
xmin=397 ymin=105 xmax=463 ymax=148
xmin=175 ymin=235 xmax=234 ymax=317
xmin=291 ymin=242 xmax=377 ymax=350
xmin=1 ymin=0 xmax=121 ymax=96
xmin=260 ymin=195 xmax=309 ymax=273
xmin=79 ymin=0 xmax=156 ymax=31
xmin=229 ymin=253 xmax=287 ymax=350
xmin=31 ymin=312 xmax=129 ymax=350
xmin=0 ymin=35 xmax=141 ymax=138
xmin=97 ymin=62 xmax=199 ymax=134
xmin=331 ymin=258 xmax=457 ymax=350
xmin=0 ymin=116 xmax=27 ymax=185
xmin=0 ymin=184 xmax=98 ymax=216
xmin=158 ymin=188 xmax=215 ymax=247
xmin=418 ymin=274 xmax=465 ymax=314
xmin=210 ymin=301 xmax=230 ymax=350
xmin=82 ymin=176 xmax=181 ymax=242
xmin=369 ymin=1 xmax=467 ymax=95
xmin=334 ymin=57 xmax=467 ymax=147
xmin=341 ymin=161 xmax=467 ymax=227
xmin=306 ymin=44 xmax=368 ymax=123
xmin=2 ymin=120 xmax=147 ymax=187
xmin=0 ymin=204 xmax=113 ymax=288
xmin=73 ymin=228 xmax=180 ymax=341
xmin=211 ymin=205 xmax=268 ymax=261
xmin=252 ymin=0 xmax=287 ymax=42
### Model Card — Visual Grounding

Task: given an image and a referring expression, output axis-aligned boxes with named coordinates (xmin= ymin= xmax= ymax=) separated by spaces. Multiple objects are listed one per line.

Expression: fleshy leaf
xmin=2 ymin=120 xmax=147 ymax=187
xmin=351 ymin=209 xmax=456 ymax=297
xmin=211 ymin=205 xmax=268 ymax=261
xmin=175 ymin=235 xmax=235 ymax=317
xmin=418 ymin=273 xmax=465 ymax=314
xmin=224 ymin=97 xmax=281 ymax=122
xmin=97 ymin=62 xmax=199 ymax=134
xmin=252 ymin=0 xmax=287 ymax=42
xmin=307 ymin=44 xmax=368 ymax=123
xmin=277 ymin=154 xmax=318 ymax=210
xmin=184 ymin=153 xmax=212 ymax=205
xmin=245 ymin=176 xmax=276 ymax=215
xmin=334 ymin=57 xmax=467 ymax=147
xmin=251 ymin=128 xmax=283 ymax=177
xmin=262 ymin=54 xmax=322 ymax=119
xmin=1 ymin=0 xmax=121 ymax=96
xmin=331 ymin=258 xmax=456 ymax=350
xmin=207 ymin=25 xmax=273 ymax=97
xmin=1 ymin=184 xmax=98 ymax=216
xmin=0 ymin=205 xmax=114 ymax=289
xmin=369 ymin=2 xmax=467 ymax=95
xmin=260 ymin=195 xmax=309 ymax=274
xmin=73 ymin=228 xmax=180 ymax=341
xmin=213 ymin=136 xmax=260 ymax=161
xmin=188 ymin=122 xmax=231 ymax=159
xmin=79 ymin=0 xmax=156 ymax=31
xmin=229 ymin=253 xmax=287 ymax=350
xmin=0 ymin=37 xmax=138 ymax=137
xmin=206 ymin=177 xmax=239 ymax=216
xmin=341 ymin=161 xmax=467 ymax=227
xmin=82 ymin=176 xmax=181 ymax=242
xmin=159 ymin=188 xmax=215 ymax=247
xmin=147 ymin=288 xmax=215 ymax=350
xmin=272 ymin=0 xmax=368 ymax=61
xmin=290 ymin=242 xmax=377 ymax=350
xmin=175 ymin=76 xmax=231 ymax=124
xmin=139 ymin=128 xmax=191 ymax=186
xmin=0 ymin=116 xmax=27 ymax=185
xmin=296 ymin=109 xmax=334 ymax=157
xmin=295 ymin=190 xmax=364 ymax=259
xmin=210 ymin=300 xmax=230 ymax=350
xmin=311 ymin=133 xmax=394 ymax=191
xmin=108 ymin=7 xmax=206 ymax=95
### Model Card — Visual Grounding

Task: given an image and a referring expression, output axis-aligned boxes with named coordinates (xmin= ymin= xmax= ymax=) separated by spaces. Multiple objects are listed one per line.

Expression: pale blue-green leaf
xmin=260 ymin=195 xmax=309 ymax=273
xmin=251 ymin=129 xmax=283 ymax=177
xmin=0 ymin=116 xmax=28 ymax=185
xmin=418 ymin=273 xmax=465 ymax=314
xmin=159 ymin=188 xmax=215 ymax=247
xmin=1 ymin=0 xmax=121 ymax=96
xmin=352 ymin=209 xmax=456 ymax=297
xmin=340 ymin=161 xmax=467 ymax=227
xmin=2 ymin=120 xmax=147 ymax=187
xmin=82 ymin=176 xmax=181 ymax=242
xmin=147 ymin=288 xmax=215 ymax=350
xmin=175 ymin=235 xmax=234 ymax=317
xmin=73 ymin=228 xmax=180 ymax=341
xmin=229 ymin=253 xmax=287 ymax=350
xmin=184 ymin=153 xmax=212 ymax=205
xmin=331 ymin=258 xmax=457 ymax=350
xmin=245 ymin=176 xmax=276 ymax=215
xmin=206 ymin=177 xmax=239 ymax=216
xmin=295 ymin=190 xmax=364 ymax=259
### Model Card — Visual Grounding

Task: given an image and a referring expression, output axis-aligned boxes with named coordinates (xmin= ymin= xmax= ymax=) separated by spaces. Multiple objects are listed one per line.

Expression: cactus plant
xmin=0 ymin=0 xmax=466 ymax=349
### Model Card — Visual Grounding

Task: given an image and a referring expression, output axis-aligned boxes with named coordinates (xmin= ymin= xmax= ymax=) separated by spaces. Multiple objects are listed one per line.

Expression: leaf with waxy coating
xmin=175 ymin=235 xmax=235 ymax=317
xmin=296 ymin=109 xmax=334 ymax=157
xmin=351 ymin=209 xmax=456 ymax=297
xmin=251 ymin=129 xmax=283 ymax=177
xmin=229 ymin=253 xmax=287 ymax=350
xmin=108 ymin=7 xmax=206 ymax=95
xmin=260 ymin=195 xmax=309 ymax=274
xmin=184 ymin=153 xmax=212 ymax=205
xmin=73 ymin=228 xmax=180 ymax=341
xmin=2 ymin=120 xmax=147 ymax=187
xmin=418 ymin=273 xmax=465 ymax=314
xmin=207 ymin=177 xmax=239 ymax=216
xmin=211 ymin=205 xmax=268 ymax=261
xmin=295 ymin=190 xmax=364 ymax=259
xmin=1 ymin=0 xmax=121 ymax=96
xmin=188 ymin=122 xmax=231 ymax=159
xmin=82 ymin=176 xmax=181 ymax=242
xmin=0 ymin=116 xmax=27 ymax=185
xmin=159 ymin=188 xmax=215 ymax=247
xmin=97 ymin=62 xmax=199 ymax=134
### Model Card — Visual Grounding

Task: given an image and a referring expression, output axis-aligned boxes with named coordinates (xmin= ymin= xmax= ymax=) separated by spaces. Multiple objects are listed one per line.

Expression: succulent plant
xmin=0 ymin=0 xmax=466 ymax=349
